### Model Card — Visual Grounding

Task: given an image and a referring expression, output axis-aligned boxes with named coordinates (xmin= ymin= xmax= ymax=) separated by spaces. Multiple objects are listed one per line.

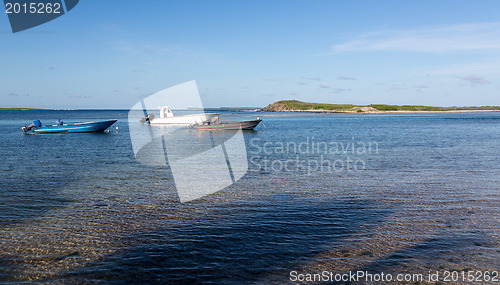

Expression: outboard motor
xmin=22 ymin=120 xmax=42 ymax=132
xmin=140 ymin=113 xmax=155 ymax=124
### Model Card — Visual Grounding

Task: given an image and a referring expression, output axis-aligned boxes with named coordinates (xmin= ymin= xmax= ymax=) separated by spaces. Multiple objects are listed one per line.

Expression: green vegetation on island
xmin=261 ymin=100 xmax=500 ymax=113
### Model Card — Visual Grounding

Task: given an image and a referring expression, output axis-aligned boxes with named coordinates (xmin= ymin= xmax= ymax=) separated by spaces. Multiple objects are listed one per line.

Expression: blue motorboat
xmin=22 ymin=119 xmax=117 ymax=133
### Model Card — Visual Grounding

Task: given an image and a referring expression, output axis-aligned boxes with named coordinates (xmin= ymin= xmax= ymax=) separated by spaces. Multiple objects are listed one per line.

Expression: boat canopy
xmin=159 ymin=106 xmax=174 ymax=118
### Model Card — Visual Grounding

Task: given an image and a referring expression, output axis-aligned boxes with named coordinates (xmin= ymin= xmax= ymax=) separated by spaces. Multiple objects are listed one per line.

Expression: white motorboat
xmin=140 ymin=106 xmax=219 ymax=125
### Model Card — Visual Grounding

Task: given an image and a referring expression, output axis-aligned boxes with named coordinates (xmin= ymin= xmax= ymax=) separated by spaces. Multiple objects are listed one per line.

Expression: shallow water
xmin=0 ymin=110 xmax=499 ymax=284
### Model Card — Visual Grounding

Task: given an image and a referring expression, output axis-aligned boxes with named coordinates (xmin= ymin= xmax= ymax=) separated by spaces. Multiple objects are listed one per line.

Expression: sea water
xmin=0 ymin=110 xmax=498 ymax=283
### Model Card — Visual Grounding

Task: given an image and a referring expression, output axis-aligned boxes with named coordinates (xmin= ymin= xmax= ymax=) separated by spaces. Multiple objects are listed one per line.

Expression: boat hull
xmin=195 ymin=119 xmax=262 ymax=131
xmin=34 ymin=120 xmax=117 ymax=133
xmin=149 ymin=113 xmax=218 ymax=125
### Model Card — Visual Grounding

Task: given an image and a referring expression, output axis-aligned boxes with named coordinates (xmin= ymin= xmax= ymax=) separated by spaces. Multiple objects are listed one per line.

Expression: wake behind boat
xmin=141 ymin=106 xmax=219 ymax=125
xmin=22 ymin=119 xmax=117 ymax=133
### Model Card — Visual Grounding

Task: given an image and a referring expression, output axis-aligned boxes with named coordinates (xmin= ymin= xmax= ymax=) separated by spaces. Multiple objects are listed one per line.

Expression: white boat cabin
xmin=159 ymin=106 xmax=175 ymax=118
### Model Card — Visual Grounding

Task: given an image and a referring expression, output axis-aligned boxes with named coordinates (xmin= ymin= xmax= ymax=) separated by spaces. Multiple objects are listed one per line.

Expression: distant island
xmin=0 ymin=108 xmax=47 ymax=110
xmin=188 ymin=107 xmax=259 ymax=111
xmin=261 ymin=100 xmax=500 ymax=113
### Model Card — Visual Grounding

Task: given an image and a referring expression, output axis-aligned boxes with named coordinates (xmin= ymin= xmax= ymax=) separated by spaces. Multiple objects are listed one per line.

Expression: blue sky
xmin=1 ymin=0 xmax=500 ymax=108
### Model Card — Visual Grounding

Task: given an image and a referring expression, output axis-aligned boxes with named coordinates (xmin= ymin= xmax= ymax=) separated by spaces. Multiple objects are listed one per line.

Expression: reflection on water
xmin=0 ymin=110 xmax=499 ymax=283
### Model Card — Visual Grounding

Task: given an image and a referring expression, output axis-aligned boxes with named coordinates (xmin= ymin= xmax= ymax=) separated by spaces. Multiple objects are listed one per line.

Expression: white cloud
xmin=457 ymin=76 xmax=490 ymax=85
xmin=260 ymin=78 xmax=283 ymax=82
xmin=7 ymin=92 xmax=29 ymax=97
xmin=414 ymin=85 xmax=429 ymax=89
xmin=337 ymin=76 xmax=356 ymax=80
xmin=332 ymin=88 xmax=349 ymax=94
xmin=332 ymin=22 xmax=500 ymax=53
xmin=71 ymin=93 xmax=92 ymax=99
xmin=426 ymin=61 xmax=500 ymax=76
xmin=302 ymin=76 xmax=322 ymax=81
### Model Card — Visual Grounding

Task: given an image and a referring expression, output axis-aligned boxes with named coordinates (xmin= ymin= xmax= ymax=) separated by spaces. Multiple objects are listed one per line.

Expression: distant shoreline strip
xmin=260 ymin=109 xmax=500 ymax=114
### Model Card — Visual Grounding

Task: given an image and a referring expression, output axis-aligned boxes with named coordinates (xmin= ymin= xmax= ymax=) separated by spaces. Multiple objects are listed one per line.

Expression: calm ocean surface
xmin=0 ymin=110 xmax=499 ymax=284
